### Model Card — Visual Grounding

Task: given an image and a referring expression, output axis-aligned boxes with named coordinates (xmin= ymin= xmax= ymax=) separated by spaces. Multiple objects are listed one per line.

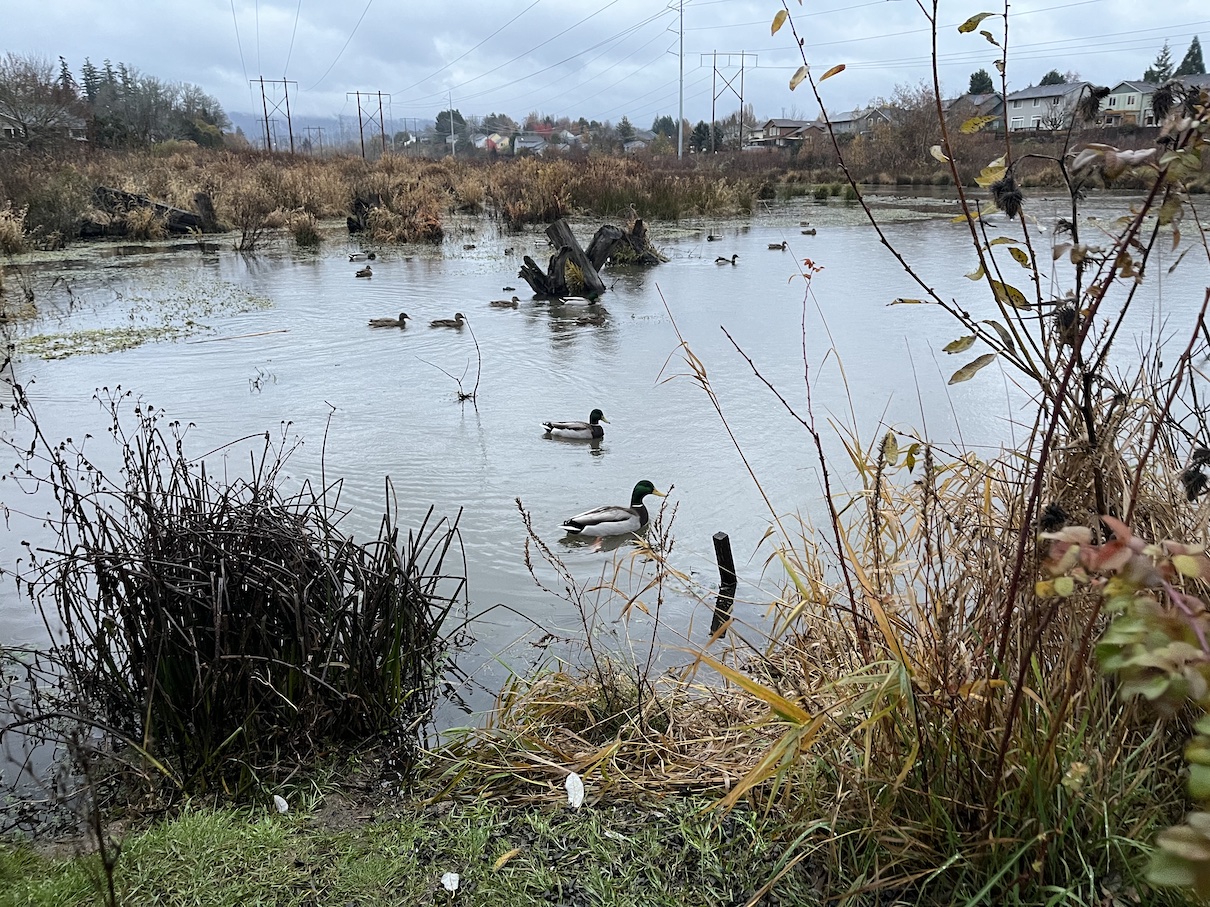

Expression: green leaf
xmin=771 ymin=9 xmax=788 ymax=35
xmin=1053 ymin=575 xmax=1074 ymax=597
xmin=958 ymin=11 xmax=995 ymax=33
xmin=930 ymin=144 xmax=950 ymax=163
xmin=1009 ymin=247 xmax=1031 ymax=268
xmin=960 ymin=115 xmax=997 ymax=134
xmin=979 ymin=29 xmax=1000 ymax=46
xmin=1174 ymin=554 xmax=1202 ymax=577
xmin=891 ymin=297 xmax=924 ymax=305
xmin=965 ymin=264 xmax=985 ymax=280
xmin=820 ymin=63 xmax=845 ymax=82
xmin=943 ymin=335 xmax=977 ymax=354
xmin=1192 ymin=763 xmax=1210 ymax=800
xmin=948 ymin=353 xmax=997 ymax=385
xmin=988 ymin=236 xmax=1019 ymax=246
xmin=789 ymin=65 xmax=808 ymax=91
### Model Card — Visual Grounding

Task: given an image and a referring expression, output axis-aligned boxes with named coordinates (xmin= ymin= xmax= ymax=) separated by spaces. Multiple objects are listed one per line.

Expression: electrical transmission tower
xmin=699 ymin=52 xmax=755 ymax=153
xmin=346 ymin=91 xmax=391 ymax=160
xmin=251 ymin=77 xmax=297 ymax=153
xmin=304 ymin=126 xmax=325 ymax=156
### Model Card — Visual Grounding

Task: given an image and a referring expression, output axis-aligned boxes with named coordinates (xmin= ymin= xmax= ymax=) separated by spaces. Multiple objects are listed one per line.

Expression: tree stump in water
xmin=518 ymin=217 xmax=662 ymax=299
xmin=90 ymin=187 xmax=211 ymax=235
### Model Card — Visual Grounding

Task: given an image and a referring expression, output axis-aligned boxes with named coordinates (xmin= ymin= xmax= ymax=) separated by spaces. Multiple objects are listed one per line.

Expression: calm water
xmin=1 ymin=191 xmax=1204 ymax=715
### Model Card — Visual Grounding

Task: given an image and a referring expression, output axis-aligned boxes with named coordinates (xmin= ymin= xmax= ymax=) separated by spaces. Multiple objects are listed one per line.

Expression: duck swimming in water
xmin=768 ymin=241 xmax=787 ymax=250
xmin=355 ymin=265 xmax=373 ymax=278
xmin=490 ymin=296 xmax=521 ymax=308
xmin=561 ymin=480 xmax=666 ymax=537
xmin=349 ymin=252 xmax=376 ymax=261
xmin=715 ymin=254 xmax=738 ymax=265
xmin=543 ymin=408 xmax=608 ymax=440
xmin=430 ymin=312 xmax=466 ymax=328
xmin=368 ymin=312 xmax=409 ymax=328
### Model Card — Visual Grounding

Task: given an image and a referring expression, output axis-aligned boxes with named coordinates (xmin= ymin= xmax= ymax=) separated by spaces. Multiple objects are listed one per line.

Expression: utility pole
xmin=304 ymin=126 xmax=325 ymax=155
xmin=377 ymin=91 xmax=387 ymax=155
xmin=701 ymin=51 xmax=754 ymax=152
xmin=251 ymin=78 xmax=297 ymax=152
xmin=448 ymin=90 xmax=456 ymax=158
xmin=678 ymin=0 xmax=684 ymax=159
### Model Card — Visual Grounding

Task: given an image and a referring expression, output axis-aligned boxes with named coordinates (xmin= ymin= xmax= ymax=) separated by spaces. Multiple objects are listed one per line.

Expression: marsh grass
xmin=1 ymin=384 xmax=465 ymax=798
xmin=286 ymin=210 xmax=321 ymax=247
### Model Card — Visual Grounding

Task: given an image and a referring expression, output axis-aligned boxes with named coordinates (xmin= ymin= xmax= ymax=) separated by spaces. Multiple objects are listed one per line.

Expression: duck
xmin=575 ymin=312 xmax=607 ymax=326
xmin=368 ymin=312 xmax=409 ymax=328
xmin=799 ymin=221 xmax=812 ymax=227
xmin=430 ymin=312 xmax=466 ymax=328
xmin=801 ymin=227 xmax=817 ymax=236
xmin=561 ymin=480 xmax=666 ymax=537
xmin=768 ymin=241 xmax=788 ymax=251
xmin=706 ymin=233 xmax=722 ymax=241
xmin=349 ymin=252 xmax=376 ymax=262
xmin=355 ymin=265 xmax=373 ymax=278
xmin=715 ymin=254 xmax=738 ymax=265
xmin=463 ymin=243 xmax=476 ymax=250
xmin=502 ymin=285 xmax=517 ymax=291
xmin=490 ymin=296 xmax=521 ymax=308
xmin=543 ymin=408 xmax=608 ymax=440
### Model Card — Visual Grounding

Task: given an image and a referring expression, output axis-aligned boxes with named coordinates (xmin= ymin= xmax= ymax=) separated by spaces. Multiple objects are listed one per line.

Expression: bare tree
xmin=0 ymin=52 xmax=85 ymax=147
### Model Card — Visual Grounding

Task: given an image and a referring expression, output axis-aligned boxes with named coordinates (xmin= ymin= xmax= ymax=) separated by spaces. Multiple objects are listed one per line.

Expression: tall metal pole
xmin=677 ymin=0 xmax=684 ymax=159
xmin=710 ymin=52 xmax=717 ymax=154
xmin=258 ymin=76 xmax=271 ymax=150
xmin=377 ymin=92 xmax=387 ymax=155
xmin=283 ymin=79 xmax=295 ymax=153
xmin=739 ymin=51 xmax=746 ymax=148
xmin=448 ymin=90 xmax=455 ymax=158
xmin=356 ymin=91 xmax=366 ymax=159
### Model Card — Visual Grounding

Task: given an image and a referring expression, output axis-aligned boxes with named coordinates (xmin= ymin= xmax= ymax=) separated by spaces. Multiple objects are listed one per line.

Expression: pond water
xmin=0 ymin=190 xmax=1203 ymax=720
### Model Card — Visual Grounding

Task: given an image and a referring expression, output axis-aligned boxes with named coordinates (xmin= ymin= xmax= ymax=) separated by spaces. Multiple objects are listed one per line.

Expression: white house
xmin=1102 ymin=81 xmax=1158 ymax=127
xmin=1004 ymin=82 xmax=1089 ymax=130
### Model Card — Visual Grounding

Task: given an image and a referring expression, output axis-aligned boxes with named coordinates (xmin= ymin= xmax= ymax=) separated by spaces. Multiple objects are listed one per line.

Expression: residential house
xmin=829 ymin=106 xmax=899 ymax=136
xmin=756 ymin=118 xmax=813 ymax=147
xmin=1102 ymin=81 xmax=1158 ymax=127
xmin=943 ymin=93 xmax=1004 ymax=130
xmin=0 ymin=112 xmax=18 ymax=141
xmin=1004 ymin=82 xmax=1088 ymax=130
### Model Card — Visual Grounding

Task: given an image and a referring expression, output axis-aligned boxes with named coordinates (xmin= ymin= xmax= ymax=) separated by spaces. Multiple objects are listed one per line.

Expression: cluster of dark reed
xmin=3 ymin=380 xmax=464 ymax=796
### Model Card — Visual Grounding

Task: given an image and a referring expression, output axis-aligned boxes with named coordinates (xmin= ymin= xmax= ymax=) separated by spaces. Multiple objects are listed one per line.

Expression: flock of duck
xmin=353 ymin=250 xmax=662 ymax=536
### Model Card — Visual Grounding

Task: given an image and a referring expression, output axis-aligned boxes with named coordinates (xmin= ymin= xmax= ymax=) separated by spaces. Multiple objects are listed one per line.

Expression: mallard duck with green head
xmin=561 ymin=480 xmax=666 ymax=537
xmin=543 ymin=408 xmax=607 ymax=440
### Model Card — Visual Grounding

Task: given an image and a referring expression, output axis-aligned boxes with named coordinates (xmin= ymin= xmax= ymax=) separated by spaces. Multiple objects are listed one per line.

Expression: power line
xmin=389 ymin=0 xmax=545 ymax=97
xmin=305 ymin=0 xmax=376 ymax=91
xmin=284 ymin=0 xmax=305 ymax=76
xmin=229 ymin=0 xmax=250 ymax=87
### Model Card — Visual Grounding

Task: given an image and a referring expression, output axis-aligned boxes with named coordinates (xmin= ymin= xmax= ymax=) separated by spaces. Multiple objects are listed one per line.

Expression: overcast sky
xmin=5 ymin=0 xmax=1208 ymax=130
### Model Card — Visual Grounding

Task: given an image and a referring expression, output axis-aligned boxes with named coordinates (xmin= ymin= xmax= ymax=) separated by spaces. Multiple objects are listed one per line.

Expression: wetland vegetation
xmin=3 ymin=8 xmax=1210 ymax=907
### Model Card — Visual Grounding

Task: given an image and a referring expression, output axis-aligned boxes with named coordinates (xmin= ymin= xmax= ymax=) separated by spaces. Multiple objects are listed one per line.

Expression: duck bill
xmin=599 ymin=417 xmax=610 ymax=424
xmin=650 ymin=489 xmax=667 ymax=498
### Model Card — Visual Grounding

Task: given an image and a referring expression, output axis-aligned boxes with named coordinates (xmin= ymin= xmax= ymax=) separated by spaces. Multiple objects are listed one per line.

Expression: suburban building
xmin=1004 ymin=82 xmax=1089 ymax=130
xmin=1102 ymin=81 xmax=1159 ymax=127
xmin=829 ymin=106 xmax=900 ymax=136
xmin=943 ymin=93 xmax=1004 ymax=130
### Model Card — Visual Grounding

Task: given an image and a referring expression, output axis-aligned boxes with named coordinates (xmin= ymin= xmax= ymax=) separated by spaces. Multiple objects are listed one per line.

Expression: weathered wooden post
xmin=710 ymin=531 xmax=737 ymax=636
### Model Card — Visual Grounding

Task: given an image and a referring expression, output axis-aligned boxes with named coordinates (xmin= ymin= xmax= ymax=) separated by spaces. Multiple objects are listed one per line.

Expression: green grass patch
xmin=0 ymin=798 xmax=821 ymax=907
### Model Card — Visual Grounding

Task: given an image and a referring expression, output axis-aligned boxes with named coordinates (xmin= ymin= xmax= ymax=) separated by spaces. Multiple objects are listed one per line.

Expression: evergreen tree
xmin=56 ymin=57 xmax=76 ymax=96
xmin=79 ymin=58 xmax=99 ymax=103
xmin=1039 ymin=69 xmax=1066 ymax=86
xmin=1175 ymin=36 xmax=1206 ymax=76
xmin=968 ymin=69 xmax=994 ymax=94
xmin=617 ymin=116 xmax=635 ymax=142
xmin=1144 ymin=41 xmax=1174 ymax=83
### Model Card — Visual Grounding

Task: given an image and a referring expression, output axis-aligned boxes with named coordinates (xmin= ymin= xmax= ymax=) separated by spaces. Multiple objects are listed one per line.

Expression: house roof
xmin=1176 ymin=73 xmax=1210 ymax=90
xmin=944 ymin=93 xmax=1002 ymax=111
xmin=762 ymin=118 xmax=813 ymax=129
xmin=1006 ymin=81 xmax=1088 ymax=101
xmin=1107 ymin=80 xmax=1158 ymax=94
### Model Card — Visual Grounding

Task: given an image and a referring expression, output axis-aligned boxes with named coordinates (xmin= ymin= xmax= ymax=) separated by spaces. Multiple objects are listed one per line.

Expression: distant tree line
xmin=0 ymin=52 xmax=230 ymax=150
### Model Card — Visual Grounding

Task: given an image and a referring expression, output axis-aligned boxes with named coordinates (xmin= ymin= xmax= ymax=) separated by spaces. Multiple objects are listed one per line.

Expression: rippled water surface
xmin=2 ymin=191 xmax=1203 ymax=716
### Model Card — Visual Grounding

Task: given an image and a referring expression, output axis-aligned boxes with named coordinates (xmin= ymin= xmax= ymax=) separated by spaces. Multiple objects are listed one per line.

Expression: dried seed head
xmin=1039 ymin=502 xmax=1069 ymax=532
xmin=1078 ymin=86 xmax=1110 ymax=123
xmin=1152 ymin=83 xmax=1176 ymax=121
xmin=1055 ymin=303 xmax=1080 ymax=347
xmin=990 ymin=173 xmax=1023 ymax=220
xmin=1182 ymin=467 xmax=1209 ymax=502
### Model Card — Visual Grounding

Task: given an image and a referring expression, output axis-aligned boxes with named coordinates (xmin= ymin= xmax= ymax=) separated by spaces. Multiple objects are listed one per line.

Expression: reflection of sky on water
xmin=1 ymin=192 xmax=1204 ymax=723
